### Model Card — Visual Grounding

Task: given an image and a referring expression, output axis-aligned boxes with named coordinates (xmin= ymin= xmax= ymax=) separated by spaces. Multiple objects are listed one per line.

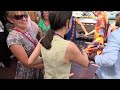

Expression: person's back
xmin=41 ymin=36 xmax=71 ymax=79
xmin=28 ymin=11 xmax=90 ymax=79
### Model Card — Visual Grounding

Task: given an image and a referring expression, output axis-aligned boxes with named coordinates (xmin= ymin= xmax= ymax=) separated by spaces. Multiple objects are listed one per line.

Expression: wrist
xmin=82 ymin=50 xmax=87 ymax=53
xmin=82 ymin=50 xmax=88 ymax=57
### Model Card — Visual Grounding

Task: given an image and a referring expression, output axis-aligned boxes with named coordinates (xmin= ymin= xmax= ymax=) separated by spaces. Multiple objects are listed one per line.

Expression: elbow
xmin=83 ymin=60 xmax=90 ymax=68
xmin=83 ymin=63 xmax=89 ymax=68
xmin=106 ymin=57 xmax=118 ymax=66
xmin=28 ymin=60 xmax=33 ymax=66
xmin=83 ymin=65 xmax=88 ymax=68
xmin=98 ymin=60 xmax=115 ymax=67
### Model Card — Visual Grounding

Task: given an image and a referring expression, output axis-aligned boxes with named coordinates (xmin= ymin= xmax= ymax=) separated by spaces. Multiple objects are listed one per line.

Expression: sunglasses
xmin=13 ymin=14 xmax=28 ymax=20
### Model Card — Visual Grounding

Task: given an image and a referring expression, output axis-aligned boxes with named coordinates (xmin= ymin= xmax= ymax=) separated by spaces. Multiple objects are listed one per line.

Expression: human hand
xmin=97 ymin=44 xmax=104 ymax=50
xmin=87 ymin=50 xmax=97 ymax=62
xmin=85 ymin=33 xmax=90 ymax=36
xmin=69 ymin=73 xmax=74 ymax=78
xmin=85 ymin=46 xmax=98 ymax=62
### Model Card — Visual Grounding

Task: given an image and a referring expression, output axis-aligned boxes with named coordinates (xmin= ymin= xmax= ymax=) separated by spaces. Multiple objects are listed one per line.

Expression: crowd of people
xmin=0 ymin=11 xmax=120 ymax=79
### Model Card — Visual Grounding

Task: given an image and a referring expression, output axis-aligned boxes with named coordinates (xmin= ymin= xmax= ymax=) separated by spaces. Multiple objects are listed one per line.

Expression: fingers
xmin=85 ymin=33 xmax=90 ymax=37
xmin=69 ymin=73 xmax=74 ymax=77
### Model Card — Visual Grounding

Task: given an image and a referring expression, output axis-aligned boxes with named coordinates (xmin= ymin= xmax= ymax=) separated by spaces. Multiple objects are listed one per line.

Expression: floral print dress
xmin=7 ymin=25 xmax=41 ymax=79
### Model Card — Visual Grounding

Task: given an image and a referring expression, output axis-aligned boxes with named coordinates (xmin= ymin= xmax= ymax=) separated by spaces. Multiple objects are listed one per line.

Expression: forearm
xmin=32 ymin=56 xmax=43 ymax=65
xmin=23 ymin=58 xmax=43 ymax=69
xmin=76 ymin=18 xmax=88 ymax=34
xmin=89 ymin=29 xmax=95 ymax=35
xmin=30 ymin=63 xmax=44 ymax=69
xmin=80 ymin=24 xmax=88 ymax=34
xmin=28 ymin=42 xmax=41 ymax=65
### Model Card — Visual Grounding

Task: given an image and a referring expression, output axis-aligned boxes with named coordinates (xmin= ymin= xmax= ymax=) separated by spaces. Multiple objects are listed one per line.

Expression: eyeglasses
xmin=13 ymin=14 xmax=28 ymax=20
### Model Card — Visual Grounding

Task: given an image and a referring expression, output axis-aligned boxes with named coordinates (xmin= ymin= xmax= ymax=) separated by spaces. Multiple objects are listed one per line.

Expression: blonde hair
xmin=6 ymin=11 xmax=28 ymax=18
xmin=102 ymin=11 xmax=108 ymax=23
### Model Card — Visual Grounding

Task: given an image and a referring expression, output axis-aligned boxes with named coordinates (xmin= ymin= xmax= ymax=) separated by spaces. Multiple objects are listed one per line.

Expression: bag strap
xmin=14 ymin=29 xmax=37 ymax=47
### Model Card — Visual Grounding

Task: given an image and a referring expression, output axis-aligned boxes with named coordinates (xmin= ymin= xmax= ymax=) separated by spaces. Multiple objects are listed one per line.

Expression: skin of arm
xmin=31 ymin=56 xmax=43 ymax=65
xmin=75 ymin=17 xmax=88 ymax=35
xmin=66 ymin=42 xmax=90 ymax=68
xmin=28 ymin=41 xmax=42 ymax=65
xmin=88 ymin=29 xmax=95 ymax=35
xmin=9 ymin=44 xmax=43 ymax=69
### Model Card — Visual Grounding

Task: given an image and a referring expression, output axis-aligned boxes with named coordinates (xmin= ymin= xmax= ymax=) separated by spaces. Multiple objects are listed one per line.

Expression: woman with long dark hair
xmin=28 ymin=11 xmax=90 ymax=79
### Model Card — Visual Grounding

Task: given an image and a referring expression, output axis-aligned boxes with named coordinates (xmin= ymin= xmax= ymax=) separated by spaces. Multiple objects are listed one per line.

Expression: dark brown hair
xmin=115 ymin=12 xmax=120 ymax=27
xmin=40 ymin=11 xmax=72 ymax=49
xmin=41 ymin=11 xmax=49 ymax=20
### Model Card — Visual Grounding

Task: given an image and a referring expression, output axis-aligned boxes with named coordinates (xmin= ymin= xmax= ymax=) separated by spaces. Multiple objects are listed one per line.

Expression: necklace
xmin=54 ymin=32 xmax=64 ymax=39
xmin=13 ymin=28 xmax=37 ymax=47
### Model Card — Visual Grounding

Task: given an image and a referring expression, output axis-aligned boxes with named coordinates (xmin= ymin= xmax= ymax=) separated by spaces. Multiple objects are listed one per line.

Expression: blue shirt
xmin=95 ymin=27 xmax=120 ymax=79
xmin=65 ymin=16 xmax=76 ymax=42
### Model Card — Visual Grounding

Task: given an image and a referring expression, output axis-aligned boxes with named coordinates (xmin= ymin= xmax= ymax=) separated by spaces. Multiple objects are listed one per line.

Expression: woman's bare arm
xmin=9 ymin=45 xmax=29 ymax=66
xmin=88 ymin=29 xmax=95 ymax=35
xmin=28 ymin=41 xmax=42 ymax=65
xmin=9 ymin=44 xmax=43 ymax=68
xmin=75 ymin=17 xmax=88 ymax=35
xmin=66 ymin=42 xmax=90 ymax=68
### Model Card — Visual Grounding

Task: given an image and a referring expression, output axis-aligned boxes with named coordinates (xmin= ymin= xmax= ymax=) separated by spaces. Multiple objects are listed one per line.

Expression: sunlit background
xmin=72 ymin=11 xmax=119 ymax=24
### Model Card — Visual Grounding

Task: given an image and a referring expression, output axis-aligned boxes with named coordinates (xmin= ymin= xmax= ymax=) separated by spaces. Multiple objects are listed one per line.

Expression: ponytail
xmin=40 ymin=11 xmax=72 ymax=49
xmin=40 ymin=29 xmax=54 ymax=49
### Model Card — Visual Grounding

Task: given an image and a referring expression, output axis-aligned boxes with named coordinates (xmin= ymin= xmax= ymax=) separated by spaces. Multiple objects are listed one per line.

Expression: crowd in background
xmin=0 ymin=11 xmax=120 ymax=79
